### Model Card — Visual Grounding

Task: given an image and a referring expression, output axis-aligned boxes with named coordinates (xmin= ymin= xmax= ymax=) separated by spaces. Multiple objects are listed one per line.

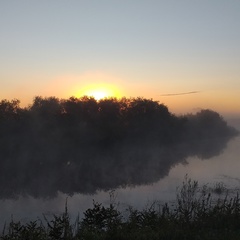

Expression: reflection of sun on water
xmin=76 ymin=83 xmax=121 ymax=100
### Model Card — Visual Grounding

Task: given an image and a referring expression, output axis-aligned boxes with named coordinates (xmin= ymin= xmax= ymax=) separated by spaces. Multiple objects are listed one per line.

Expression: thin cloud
xmin=160 ymin=91 xmax=200 ymax=96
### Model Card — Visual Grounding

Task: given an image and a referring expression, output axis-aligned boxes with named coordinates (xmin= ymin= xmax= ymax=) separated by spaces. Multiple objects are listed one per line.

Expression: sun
xmin=88 ymin=90 xmax=107 ymax=101
xmin=76 ymin=83 xmax=121 ymax=100
xmin=84 ymin=87 xmax=113 ymax=100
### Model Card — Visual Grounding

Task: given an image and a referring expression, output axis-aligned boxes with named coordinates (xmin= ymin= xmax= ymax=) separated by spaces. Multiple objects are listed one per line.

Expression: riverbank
xmin=2 ymin=177 xmax=240 ymax=240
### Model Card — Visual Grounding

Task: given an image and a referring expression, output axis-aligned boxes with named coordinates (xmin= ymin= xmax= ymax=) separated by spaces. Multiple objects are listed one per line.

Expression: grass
xmin=2 ymin=177 xmax=240 ymax=240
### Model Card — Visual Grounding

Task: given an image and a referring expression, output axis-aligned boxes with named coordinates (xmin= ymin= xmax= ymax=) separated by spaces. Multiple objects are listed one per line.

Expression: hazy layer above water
xmin=0 ymin=97 xmax=238 ymax=199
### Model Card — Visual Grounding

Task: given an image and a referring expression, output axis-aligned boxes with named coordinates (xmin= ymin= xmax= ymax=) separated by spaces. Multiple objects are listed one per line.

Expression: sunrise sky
xmin=0 ymin=1 xmax=240 ymax=116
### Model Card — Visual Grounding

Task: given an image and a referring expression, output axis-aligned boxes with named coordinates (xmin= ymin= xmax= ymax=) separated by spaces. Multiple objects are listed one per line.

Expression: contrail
xmin=160 ymin=91 xmax=200 ymax=96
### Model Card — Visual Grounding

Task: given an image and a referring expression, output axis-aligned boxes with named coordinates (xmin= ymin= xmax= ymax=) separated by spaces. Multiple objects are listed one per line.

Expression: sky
xmin=0 ymin=0 xmax=240 ymax=116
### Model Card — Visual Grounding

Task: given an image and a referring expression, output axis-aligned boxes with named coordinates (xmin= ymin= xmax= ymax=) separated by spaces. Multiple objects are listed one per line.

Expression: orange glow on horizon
xmin=14 ymin=72 xmax=239 ymax=117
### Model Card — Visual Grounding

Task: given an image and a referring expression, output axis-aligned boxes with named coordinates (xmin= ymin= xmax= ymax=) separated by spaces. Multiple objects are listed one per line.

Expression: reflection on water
xmin=0 ymin=129 xmax=236 ymax=199
xmin=0 ymin=136 xmax=239 ymax=226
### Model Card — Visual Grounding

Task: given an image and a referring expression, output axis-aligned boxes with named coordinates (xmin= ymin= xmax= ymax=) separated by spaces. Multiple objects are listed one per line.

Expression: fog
xmin=0 ymin=97 xmax=238 ymax=199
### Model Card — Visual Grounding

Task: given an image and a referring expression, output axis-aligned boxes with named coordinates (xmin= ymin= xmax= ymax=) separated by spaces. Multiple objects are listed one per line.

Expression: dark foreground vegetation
xmin=0 ymin=96 xmax=238 ymax=198
xmin=2 ymin=177 xmax=240 ymax=240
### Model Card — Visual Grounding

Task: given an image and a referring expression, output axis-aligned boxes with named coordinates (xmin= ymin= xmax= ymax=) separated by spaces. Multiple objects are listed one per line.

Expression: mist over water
xmin=0 ymin=96 xmax=239 ymax=228
xmin=0 ymin=96 xmax=238 ymax=200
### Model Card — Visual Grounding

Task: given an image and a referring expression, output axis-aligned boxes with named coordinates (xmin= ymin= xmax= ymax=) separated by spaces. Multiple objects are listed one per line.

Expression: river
xmin=0 ymin=116 xmax=239 ymax=226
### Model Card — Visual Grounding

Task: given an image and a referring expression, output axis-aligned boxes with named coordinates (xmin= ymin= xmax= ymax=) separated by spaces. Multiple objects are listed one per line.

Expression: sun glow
xmin=76 ymin=83 xmax=121 ymax=100
xmin=84 ymin=87 xmax=113 ymax=100
xmin=51 ymin=72 xmax=123 ymax=101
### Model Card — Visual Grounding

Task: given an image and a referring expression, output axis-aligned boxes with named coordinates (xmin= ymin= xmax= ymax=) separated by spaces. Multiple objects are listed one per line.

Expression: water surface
xmin=0 ymin=116 xmax=239 ymax=225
